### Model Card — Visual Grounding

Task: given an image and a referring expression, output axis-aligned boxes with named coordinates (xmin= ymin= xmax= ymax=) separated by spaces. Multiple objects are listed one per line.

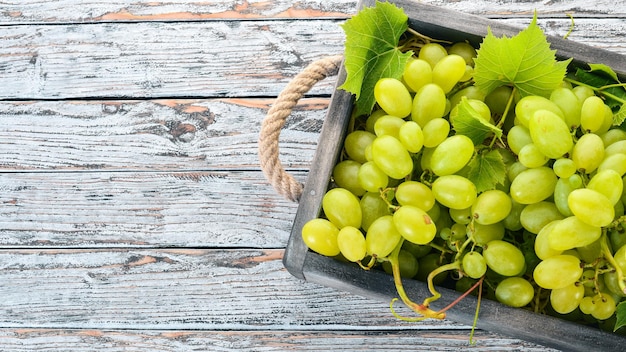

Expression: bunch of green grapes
xmin=301 ymin=40 xmax=626 ymax=328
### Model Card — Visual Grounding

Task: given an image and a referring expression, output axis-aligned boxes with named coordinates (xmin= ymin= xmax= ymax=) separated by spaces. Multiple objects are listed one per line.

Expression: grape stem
xmin=600 ymin=232 xmax=626 ymax=294
xmin=424 ymin=261 xmax=461 ymax=307
xmin=387 ymin=239 xmax=446 ymax=320
xmin=565 ymin=77 xmax=626 ymax=104
xmin=489 ymin=86 xmax=517 ymax=148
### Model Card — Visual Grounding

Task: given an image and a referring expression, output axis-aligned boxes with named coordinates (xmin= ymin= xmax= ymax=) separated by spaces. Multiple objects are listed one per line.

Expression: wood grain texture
xmin=0 ymin=328 xmax=555 ymax=351
xmin=0 ymin=98 xmax=327 ymax=171
xmin=0 ymin=19 xmax=625 ymax=100
xmin=0 ymin=171 xmax=302 ymax=248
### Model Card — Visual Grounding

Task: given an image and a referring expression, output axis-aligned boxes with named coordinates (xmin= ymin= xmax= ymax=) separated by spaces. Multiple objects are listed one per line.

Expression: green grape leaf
xmin=473 ymin=14 xmax=572 ymax=98
xmin=614 ymin=103 xmax=626 ymax=127
xmin=466 ymin=149 xmax=506 ymax=193
xmin=615 ymin=301 xmax=626 ymax=332
xmin=588 ymin=63 xmax=621 ymax=82
xmin=451 ymin=97 xmax=503 ymax=145
xmin=338 ymin=1 xmax=413 ymax=116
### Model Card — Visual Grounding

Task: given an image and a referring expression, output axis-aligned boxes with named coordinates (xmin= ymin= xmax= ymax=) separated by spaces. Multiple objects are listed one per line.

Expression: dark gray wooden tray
xmin=284 ymin=1 xmax=626 ymax=351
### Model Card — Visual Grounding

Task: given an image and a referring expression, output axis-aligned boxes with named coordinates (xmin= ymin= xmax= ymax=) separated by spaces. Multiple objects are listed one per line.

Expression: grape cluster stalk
xmin=301 ymin=35 xmax=626 ymax=332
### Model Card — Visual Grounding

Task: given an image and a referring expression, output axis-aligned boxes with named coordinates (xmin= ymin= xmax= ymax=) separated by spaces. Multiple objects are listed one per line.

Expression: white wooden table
xmin=0 ymin=1 xmax=624 ymax=350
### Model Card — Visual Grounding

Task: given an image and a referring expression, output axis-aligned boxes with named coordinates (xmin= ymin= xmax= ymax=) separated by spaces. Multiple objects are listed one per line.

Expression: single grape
xmin=579 ymin=296 xmax=596 ymax=315
xmin=587 ymin=169 xmax=623 ymax=205
xmin=402 ymin=241 xmax=432 ymax=259
xmin=430 ymin=135 xmax=475 ymax=176
xmin=449 ymin=207 xmax=472 ymax=225
xmin=450 ymin=222 xmax=468 ymax=241
xmin=605 ymin=140 xmax=626 ymax=158
xmin=374 ymin=78 xmax=412 ymax=118
xmin=603 ymin=272 xmax=626 ymax=297
xmin=365 ymin=109 xmax=388 ymax=134
xmin=432 ymin=54 xmax=466 ymax=93
xmin=507 ymin=125 xmax=533 ymax=156
xmin=359 ymin=191 xmax=391 ymax=232
xmin=418 ymin=42 xmax=448 ymax=68
xmin=365 ymin=215 xmax=402 ymax=258
xmin=403 ymin=58 xmax=432 ymax=92
xmin=572 ymin=85 xmax=595 ymax=103
xmin=471 ymin=190 xmax=512 ymax=225
xmin=484 ymin=85 xmax=513 ymax=115
xmin=518 ymin=143 xmax=549 ymax=168
xmin=411 ymin=83 xmax=447 ymax=127
xmin=333 ymin=160 xmax=365 ymax=196
xmin=371 ymin=135 xmax=413 ymax=179
xmin=432 ymin=175 xmax=477 ymax=210
xmin=421 ymin=117 xmax=450 ymax=148
xmin=393 ymin=205 xmax=437 ymax=245
xmin=568 ymin=188 xmax=615 ymax=227
xmin=580 ymin=96 xmax=606 ymax=133
xmin=515 ymin=95 xmax=564 ymax=128
xmin=519 ymin=201 xmax=564 ymax=234
xmin=483 ymin=240 xmax=525 ymax=277
xmin=548 ymin=216 xmax=602 ymax=251
xmin=496 ymin=277 xmax=534 ymax=308
xmin=601 ymin=129 xmax=626 ymax=147
xmin=571 ymin=132 xmax=605 ymax=174
xmin=398 ymin=121 xmax=424 ymax=153
xmin=449 ymin=86 xmax=486 ymax=108
xmin=598 ymin=153 xmax=626 ymax=176
xmin=447 ymin=42 xmax=477 ymax=66
xmin=535 ymin=221 xmax=563 ymax=260
xmin=528 ymin=109 xmax=573 ymax=159
xmin=550 ymin=87 xmax=581 ymax=129
xmin=344 ymin=130 xmax=376 ymax=164
xmin=462 ymin=251 xmax=487 ymax=279
xmin=552 ymin=158 xmax=577 ymax=179
xmin=322 ymin=188 xmax=362 ymax=229
xmin=503 ymin=199 xmax=525 ymax=231
xmin=554 ymin=174 xmax=583 ymax=217
xmin=509 ymin=166 xmax=557 ymax=204
xmin=374 ymin=115 xmax=406 ymax=138
xmin=533 ymin=254 xmax=583 ymax=290
xmin=357 ymin=161 xmax=389 ymax=193
xmin=395 ymin=180 xmax=435 ymax=211
xmin=337 ymin=226 xmax=366 ymax=262
xmin=301 ymin=218 xmax=340 ymax=257
xmin=550 ymin=283 xmax=585 ymax=314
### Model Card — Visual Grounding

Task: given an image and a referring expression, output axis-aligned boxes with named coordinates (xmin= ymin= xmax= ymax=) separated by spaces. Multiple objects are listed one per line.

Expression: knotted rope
xmin=258 ymin=55 xmax=343 ymax=202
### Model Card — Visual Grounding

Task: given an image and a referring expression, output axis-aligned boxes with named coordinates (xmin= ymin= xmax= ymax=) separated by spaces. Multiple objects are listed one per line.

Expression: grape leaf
xmin=614 ymin=103 xmax=626 ymax=127
xmin=473 ymin=15 xmax=571 ymax=98
xmin=466 ymin=149 xmax=506 ymax=193
xmin=338 ymin=1 xmax=413 ymax=116
xmin=588 ymin=63 xmax=621 ymax=82
xmin=451 ymin=97 xmax=503 ymax=145
xmin=615 ymin=301 xmax=626 ymax=332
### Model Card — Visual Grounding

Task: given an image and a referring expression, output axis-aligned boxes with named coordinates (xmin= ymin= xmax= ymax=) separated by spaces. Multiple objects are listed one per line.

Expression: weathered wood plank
xmin=0 ymin=171 xmax=301 ymax=248
xmin=0 ymin=98 xmax=326 ymax=171
xmin=1 ymin=0 xmax=625 ymax=24
xmin=0 ymin=328 xmax=555 ymax=351
xmin=0 ymin=19 xmax=625 ymax=100
xmin=0 ymin=248 xmax=460 ymax=330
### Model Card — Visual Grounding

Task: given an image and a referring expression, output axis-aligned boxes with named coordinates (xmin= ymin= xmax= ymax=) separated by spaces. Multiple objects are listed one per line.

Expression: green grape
xmin=571 ymin=132 xmax=605 ymax=174
xmin=515 ymin=95 xmax=564 ymax=128
xmin=337 ymin=226 xmax=366 ymax=262
xmin=601 ymin=129 xmax=626 ymax=147
xmin=360 ymin=191 xmax=391 ymax=232
xmin=449 ymin=207 xmax=472 ymax=225
xmin=357 ymin=161 xmax=388 ymax=193
xmin=509 ymin=166 xmax=557 ymax=204
xmin=623 ymin=175 xmax=626 ymax=205
xmin=518 ymin=143 xmax=549 ymax=168
xmin=496 ymin=277 xmax=534 ymax=308
xmin=507 ymin=161 xmax=528 ymax=183
xmin=432 ymin=54 xmax=466 ymax=93
xmin=371 ymin=135 xmax=413 ymax=179
xmin=301 ymin=218 xmax=340 ymax=257
xmin=572 ymin=85 xmax=595 ymax=103
xmin=520 ymin=201 xmax=564 ymax=234
xmin=374 ymin=78 xmax=412 ymax=118
xmin=447 ymin=41 xmax=476 ymax=66
xmin=462 ymin=251 xmax=487 ymax=279
xmin=427 ymin=202 xmax=442 ymax=223
xmin=344 ymin=130 xmax=376 ymax=164
xmin=439 ymin=227 xmax=452 ymax=241
xmin=483 ymin=240 xmax=526 ymax=277
xmin=568 ymin=188 xmax=615 ymax=227
xmin=449 ymin=86 xmax=486 ymax=108
xmin=333 ymin=160 xmax=365 ymax=196
xmin=421 ymin=117 xmax=450 ymax=148
xmin=365 ymin=109 xmax=388 ymax=134
xmin=432 ymin=175 xmax=477 ymax=210
xmin=374 ymin=115 xmax=406 ymax=138
xmin=597 ymin=153 xmax=626 ymax=176
xmin=550 ymin=87 xmax=582 ymax=129
xmin=603 ymin=272 xmax=626 ymax=297
xmin=419 ymin=146 xmax=435 ymax=171
xmin=587 ymin=169 xmax=623 ymax=205
xmin=604 ymin=140 xmax=626 ymax=157
xmin=552 ymin=158 xmax=577 ymax=179
xmin=403 ymin=58 xmax=432 ymax=92
xmin=589 ymin=293 xmax=617 ymax=320
xmin=484 ymin=85 xmax=513 ymax=115
xmin=418 ymin=42 xmax=448 ymax=68
xmin=365 ymin=215 xmax=402 ymax=258
xmin=507 ymin=125 xmax=533 ymax=156
xmin=402 ymin=240 xmax=432 ymax=259
xmin=528 ymin=109 xmax=573 ymax=159
xmin=533 ymin=254 xmax=583 ymax=290
xmin=548 ymin=216 xmax=602 ymax=251
xmin=579 ymin=296 xmax=596 ymax=315
xmin=382 ymin=249 xmax=419 ymax=278
xmin=471 ymin=190 xmax=512 ymax=225
xmin=411 ymin=83 xmax=447 ymax=127
xmin=503 ymin=199 xmax=525 ymax=231
xmin=576 ymin=238 xmax=602 ymax=264
xmin=393 ymin=205 xmax=437 ymax=245
xmin=430 ymin=135 xmax=475 ymax=176
xmin=614 ymin=244 xmax=626 ymax=272
xmin=322 ymin=188 xmax=362 ymax=229
xmin=416 ymin=252 xmax=448 ymax=285
xmin=580 ymin=96 xmax=606 ymax=133
xmin=554 ymin=174 xmax=583 ymax=217
xmin=598 ymin=104 xmax=615 ymax=135
xmin=450 ymin=222 xmax=468 ymax=241
xmin=395 ymin=180 xmax=435 ymax=211
xmin=398 ymin=121 xmax=424 ymax=153
xmin=550 ymin=283 xmax=585 ymax=314
xmin=535 ymin=221 xmax=563 ymax=260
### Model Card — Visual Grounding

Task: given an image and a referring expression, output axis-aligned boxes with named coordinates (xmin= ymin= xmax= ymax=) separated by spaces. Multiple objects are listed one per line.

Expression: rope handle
xmin=258 ymin=55 xmax=343 ymax=202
